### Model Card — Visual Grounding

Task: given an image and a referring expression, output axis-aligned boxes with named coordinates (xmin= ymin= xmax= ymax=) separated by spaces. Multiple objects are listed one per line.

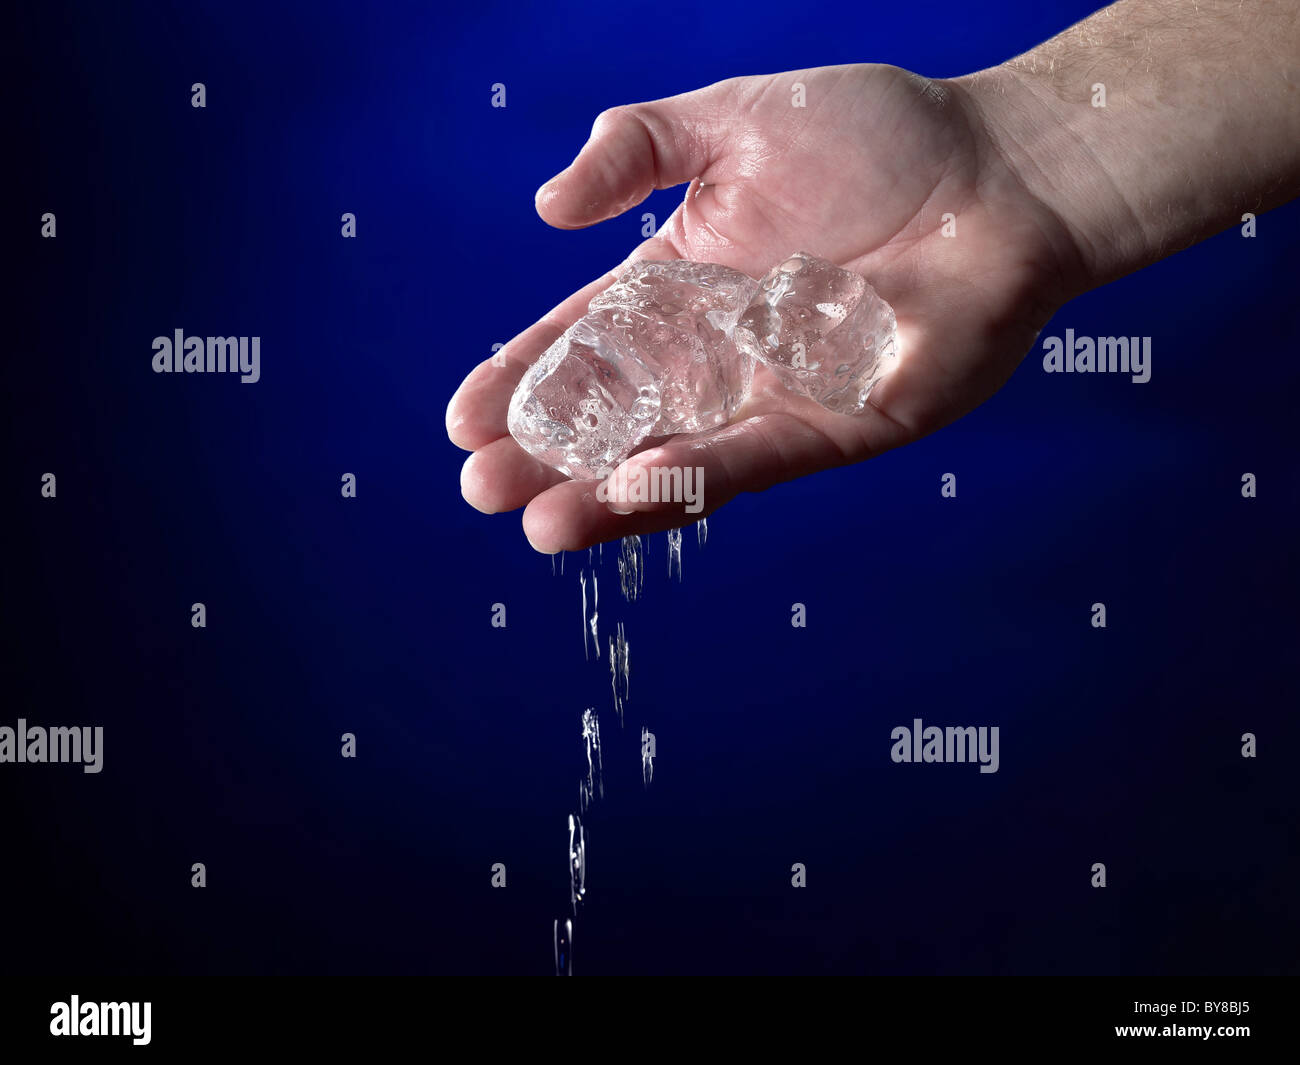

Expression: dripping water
xmin=580 ymin=707 xmax=603 ymax=810
xmin=609 ymin=621 xmax=630 ymax=725
xmin=641 ymin=726 xmax=655 ymax=788
xmin=554 ymin=918 xmax=573 ymax=976
xmin=618 ymin=535 xmax=644 ymax=602
xmin=568 ymin=813 xmax=586 ymax=914
xmin=550 ymin=522 xmax=716 ymax=970
xmin=580 ymin=570 xmax=599 ymax=660
xmin=667 ymin=527 xmax=683 ymax=580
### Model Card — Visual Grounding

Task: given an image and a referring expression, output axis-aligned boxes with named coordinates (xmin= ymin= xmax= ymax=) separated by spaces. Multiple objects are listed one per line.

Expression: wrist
xmin=948 ymin=62 xmax=1144 ymax=298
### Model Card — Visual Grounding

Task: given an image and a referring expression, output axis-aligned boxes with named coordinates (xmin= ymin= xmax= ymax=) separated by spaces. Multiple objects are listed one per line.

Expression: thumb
xmin=535 ymin=82 xmax=736 ymax=230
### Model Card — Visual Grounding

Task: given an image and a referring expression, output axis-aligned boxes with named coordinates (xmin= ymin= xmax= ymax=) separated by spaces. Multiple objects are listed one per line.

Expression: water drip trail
xmin=549 ymin=523 xmax=713 ymax=972
xmin=609 ymin=622 xmax=630 ymax=725
xmin=667 ymin=527 xmax=683 ymax=580
xmin=568 ymin=813 xmax=586 ymax=915
xmin=580 ymin=708 xmax=603 ymax=811
xmin=580 ymin=570 xmax=600 ymax=660
xmin=618 ymin=535 xmax=644 ymax=602
xmin=554 ymin=919 xmax=573 ymax=976
xmin=641 ymin=726 xmax=655 ymax=788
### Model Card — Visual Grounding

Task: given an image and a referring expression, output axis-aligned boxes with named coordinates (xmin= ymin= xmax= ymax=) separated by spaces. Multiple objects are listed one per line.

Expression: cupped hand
xmin=446 ymin=63 xmax=1083 ymax=552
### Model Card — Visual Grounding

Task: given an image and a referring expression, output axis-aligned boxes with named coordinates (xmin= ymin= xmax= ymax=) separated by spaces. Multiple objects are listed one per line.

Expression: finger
xmin=445 ymin=229 xmax=685 ymax=452
xmin=535 ymin=80 xmax=742 ymax=230
xmin=521 ymin=479 xmax=704 ymax=554
xmin=460 ymin=435 xmax=568 ymax=514
xmin=521 ymin=409 xmax=895 ymax=553
xmin=606 ymin=414 xmax=848 ymax=517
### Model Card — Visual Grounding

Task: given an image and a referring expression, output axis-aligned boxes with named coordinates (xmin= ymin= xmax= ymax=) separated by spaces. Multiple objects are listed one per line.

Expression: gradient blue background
xmin=8 ymin=0 xmax=1298 ymax=975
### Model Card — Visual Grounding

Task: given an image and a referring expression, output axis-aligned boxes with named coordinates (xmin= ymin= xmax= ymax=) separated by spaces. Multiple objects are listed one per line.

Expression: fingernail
xmin=601 ymin=462 xmax=639 ymax=514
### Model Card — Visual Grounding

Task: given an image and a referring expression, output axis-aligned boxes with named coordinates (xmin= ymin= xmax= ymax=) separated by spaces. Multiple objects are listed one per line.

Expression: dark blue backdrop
xmin=8 ymin=0 xmax=1297 ymax=975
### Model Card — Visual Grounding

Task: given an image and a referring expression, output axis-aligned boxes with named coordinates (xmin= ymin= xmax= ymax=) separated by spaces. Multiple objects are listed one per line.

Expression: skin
xmin=446 ymin=0 xmax=1300 ymax=553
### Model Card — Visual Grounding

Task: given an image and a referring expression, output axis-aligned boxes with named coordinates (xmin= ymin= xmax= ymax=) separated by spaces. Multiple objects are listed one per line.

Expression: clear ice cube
xmin=588 ymin=260 xmax=757 ymax=435
xmin=733 ymin=251 xmax=897 ymax=415
xmin=507 ymin=260 xmax=758 ymax=479
xmin=506 ymin=315 xmax=661 ymax=481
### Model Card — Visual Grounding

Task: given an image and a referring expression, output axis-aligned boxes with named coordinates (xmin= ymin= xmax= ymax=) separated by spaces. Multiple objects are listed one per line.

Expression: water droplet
xmin=580 ymin=570 xmax=600 ymax=661
xmin=554 ymin=918 xmax=573 ymax=976
xmin=641 ymin=726 xmax=656 ymax=788
xmin=618 ymin=536 xmax=644 ymax=602
xmin=609 ymin=622 xmax=630 ymax=725
xmin=580 ymin=708 xmax=603 ymax=810
xmin=568 ymin=814 xmax=586 ymax=914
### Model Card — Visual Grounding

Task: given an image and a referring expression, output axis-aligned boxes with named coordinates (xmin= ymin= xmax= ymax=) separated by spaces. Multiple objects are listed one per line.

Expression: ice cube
xmin=507 ymin=260 xmax=758 ymax=479
xmin=588 ymin=260 xmax=758 ymax=434
xmin=734 ymin=252 xmax=897 ymax=414
xmin=506 ymin=314 xmax=661 ymax=481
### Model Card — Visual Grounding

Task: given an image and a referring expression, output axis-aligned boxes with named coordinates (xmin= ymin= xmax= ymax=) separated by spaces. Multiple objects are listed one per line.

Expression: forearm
xmin=954 ymin=0 xmax=1300 ymax=294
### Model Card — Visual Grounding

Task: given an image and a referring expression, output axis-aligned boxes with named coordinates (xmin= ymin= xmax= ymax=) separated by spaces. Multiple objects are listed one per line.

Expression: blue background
xmin=8 ymin=0 xmax=1297 ymax=975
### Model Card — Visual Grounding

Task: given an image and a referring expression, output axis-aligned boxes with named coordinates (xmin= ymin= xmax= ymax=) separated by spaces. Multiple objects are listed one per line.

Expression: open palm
xmin=447 ymin=64 xmax=1080 ymax=551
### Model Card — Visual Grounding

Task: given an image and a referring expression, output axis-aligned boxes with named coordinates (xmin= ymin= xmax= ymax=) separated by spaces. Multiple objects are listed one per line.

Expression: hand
xmin=446 ymin=63 xmax=1087 ymax=551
